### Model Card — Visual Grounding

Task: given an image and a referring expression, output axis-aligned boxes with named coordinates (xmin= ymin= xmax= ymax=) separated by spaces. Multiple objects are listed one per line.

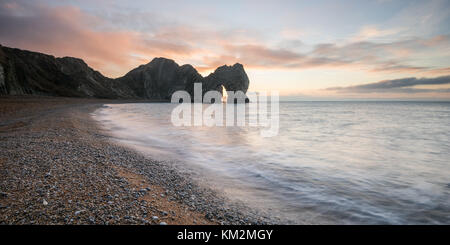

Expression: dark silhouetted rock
xmin=0 ymin=45 xmax=250 ymax=102
xmin=204 ymin=64 xmax=250 ymax=103
xmin=0 ymin=45 xmax=132 ymax=98
xmin=115 ymin=58 xmax=203 ymax=101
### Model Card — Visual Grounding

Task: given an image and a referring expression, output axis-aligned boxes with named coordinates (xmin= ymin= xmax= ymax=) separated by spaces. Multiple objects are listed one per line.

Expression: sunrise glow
xmin=0 ymin=0 xmax=449 ymax=99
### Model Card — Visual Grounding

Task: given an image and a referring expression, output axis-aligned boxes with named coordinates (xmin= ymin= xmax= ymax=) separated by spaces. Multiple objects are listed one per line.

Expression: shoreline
xmin=0 ymin=96 xmax=272 ymax=225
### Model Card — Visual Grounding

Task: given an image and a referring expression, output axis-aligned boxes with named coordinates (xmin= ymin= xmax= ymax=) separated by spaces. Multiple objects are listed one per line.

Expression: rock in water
xmin=204 ymin=63 xmax=250 ymax=103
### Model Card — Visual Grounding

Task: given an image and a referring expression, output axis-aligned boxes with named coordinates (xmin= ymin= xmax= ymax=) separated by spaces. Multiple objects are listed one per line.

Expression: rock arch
xmin=203 ymin=63 xmax=250 ymax=103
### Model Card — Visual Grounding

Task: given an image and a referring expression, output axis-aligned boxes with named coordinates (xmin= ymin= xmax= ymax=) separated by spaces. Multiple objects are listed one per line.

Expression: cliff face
xmin=115 ymin=58 xmax=204 ymax=101
xmin=0 ymin=45 xmax=250 ymax=101
xmin=204 ymin=64 xmax=249 ymax=94
xmin=204 ymin=63 xmax=250 ymax=103
xmin=0 ymin=46 xmax=131 ymax=98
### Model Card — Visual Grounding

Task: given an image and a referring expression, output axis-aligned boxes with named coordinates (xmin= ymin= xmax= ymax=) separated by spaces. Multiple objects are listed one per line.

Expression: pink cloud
xmin=0 ymin=3 xmax=195 ymax=77
xmin=0 ymin=1 xmax=448 ymax=79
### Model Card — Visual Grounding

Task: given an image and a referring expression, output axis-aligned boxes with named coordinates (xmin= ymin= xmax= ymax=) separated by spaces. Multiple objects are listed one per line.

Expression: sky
xmin=0 ymin=0 xmax=449 ymax=99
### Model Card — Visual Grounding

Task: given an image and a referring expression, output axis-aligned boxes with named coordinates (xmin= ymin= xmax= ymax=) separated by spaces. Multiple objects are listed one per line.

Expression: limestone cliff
xmin=0 ymin=45 xmax=250 ymax=102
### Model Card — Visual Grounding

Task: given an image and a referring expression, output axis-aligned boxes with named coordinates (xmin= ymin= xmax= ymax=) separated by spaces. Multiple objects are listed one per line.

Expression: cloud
xmin=0 ymin=1 xmax=196 ymax=77
xmin=0 ymin=1 xmax=268 ymax=76
xmin=385 ymin=0 xmax=450 ymax=38
xmin=197 ymin=35 xmax=450 ymax=76
xmin=326 ymin=75 xmax=450 ymax=94
xmin=280 ymin=28 xmax=305 ymax=39
xmin=351 ymin=26 xmax=401 ymax=41
xmin=308 ymin=36 xmax=450 ymax=74
xmin=0 ymin=0 xmax=449 ymax=79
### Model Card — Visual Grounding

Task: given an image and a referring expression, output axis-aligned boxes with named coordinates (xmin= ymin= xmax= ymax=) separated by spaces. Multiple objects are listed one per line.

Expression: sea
xmin=92 ymin=101 xmax=450 ymax=224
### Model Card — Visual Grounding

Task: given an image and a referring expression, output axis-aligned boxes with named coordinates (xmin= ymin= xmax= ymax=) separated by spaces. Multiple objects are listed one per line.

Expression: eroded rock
xmin=0 ymin=45 xmax=251 ymax=101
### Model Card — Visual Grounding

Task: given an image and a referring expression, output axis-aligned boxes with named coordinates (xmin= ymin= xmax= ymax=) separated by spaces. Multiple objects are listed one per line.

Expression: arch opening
xmin=221 ymin=85 xmax=228 ymax=103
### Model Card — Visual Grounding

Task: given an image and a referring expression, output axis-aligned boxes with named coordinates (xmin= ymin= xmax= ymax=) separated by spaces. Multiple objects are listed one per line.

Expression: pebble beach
xmin=0 ymin=96 xmax=272 ymax=225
